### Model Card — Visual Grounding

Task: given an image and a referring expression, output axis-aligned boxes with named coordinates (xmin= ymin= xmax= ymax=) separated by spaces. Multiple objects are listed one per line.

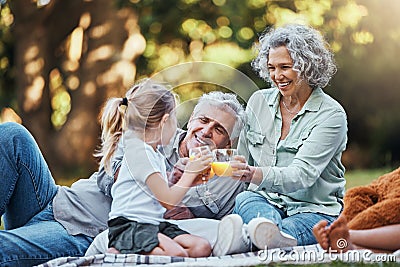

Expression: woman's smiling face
xmin=267 ymin=46 xmax=310 ymax=97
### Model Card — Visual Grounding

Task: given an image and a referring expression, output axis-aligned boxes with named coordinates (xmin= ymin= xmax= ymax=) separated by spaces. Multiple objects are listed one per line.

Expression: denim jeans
xmin=234 ymin=191 xmax=337 ymax=246
xmin=0 ymin=122 xmax=92 ymax=267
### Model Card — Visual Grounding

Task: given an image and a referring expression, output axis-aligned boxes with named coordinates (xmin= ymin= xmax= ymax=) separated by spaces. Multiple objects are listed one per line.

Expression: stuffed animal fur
xmin=342 ymin=167 xmax=400 ymax=230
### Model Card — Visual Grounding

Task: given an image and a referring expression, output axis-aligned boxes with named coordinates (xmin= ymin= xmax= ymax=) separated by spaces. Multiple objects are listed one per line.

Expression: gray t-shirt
xmin=53 ymin=143 xmax=122 ymax=237
xmin=52 ymin=170 xmax=112 ymax=237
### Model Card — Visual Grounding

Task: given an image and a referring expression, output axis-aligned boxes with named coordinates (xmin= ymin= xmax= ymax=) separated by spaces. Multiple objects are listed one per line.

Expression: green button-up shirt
xmin=238 ymin=88 xmax=347 ymax=216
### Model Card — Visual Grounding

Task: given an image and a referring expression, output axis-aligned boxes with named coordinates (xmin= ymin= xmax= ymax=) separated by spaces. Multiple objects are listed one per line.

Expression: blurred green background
xmin=0 ymin=0 xmax=399 ymax=183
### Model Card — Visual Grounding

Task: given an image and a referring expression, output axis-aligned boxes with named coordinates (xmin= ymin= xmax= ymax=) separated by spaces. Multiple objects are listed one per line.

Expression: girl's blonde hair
xmin=96 ymin=78 xmax=175 ymax=174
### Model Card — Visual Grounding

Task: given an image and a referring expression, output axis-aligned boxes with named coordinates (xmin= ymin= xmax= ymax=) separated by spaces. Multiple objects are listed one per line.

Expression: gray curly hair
xmin=251 ymin=24 xmax=337 ymax=89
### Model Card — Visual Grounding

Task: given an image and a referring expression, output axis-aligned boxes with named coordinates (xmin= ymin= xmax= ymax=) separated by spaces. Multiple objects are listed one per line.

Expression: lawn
xmin=344 ymin=167 xmax=392 ymax=189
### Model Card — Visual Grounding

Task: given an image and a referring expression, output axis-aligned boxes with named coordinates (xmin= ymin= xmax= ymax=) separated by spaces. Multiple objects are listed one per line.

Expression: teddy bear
xmin=342 ymin=167 xmax=400 ymax=230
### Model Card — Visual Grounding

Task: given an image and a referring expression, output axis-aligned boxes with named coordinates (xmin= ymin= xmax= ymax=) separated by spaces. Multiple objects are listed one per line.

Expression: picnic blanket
xmin=37 ymin=245 xmax=400 ymax=267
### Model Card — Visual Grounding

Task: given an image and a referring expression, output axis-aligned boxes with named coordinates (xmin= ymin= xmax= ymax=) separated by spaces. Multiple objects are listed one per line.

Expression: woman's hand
xmin=230 ymin=155 xmax=255 ymax=183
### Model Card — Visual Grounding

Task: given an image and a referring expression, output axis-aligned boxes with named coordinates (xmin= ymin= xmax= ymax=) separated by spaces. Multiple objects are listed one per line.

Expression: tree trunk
xmin=11 ymin=0 xmax=142 ymax=179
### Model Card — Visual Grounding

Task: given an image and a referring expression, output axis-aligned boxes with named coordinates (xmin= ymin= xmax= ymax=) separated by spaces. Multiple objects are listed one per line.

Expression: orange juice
xmin=211 ymin=162 xmax=233 ymax=177
xmin=207 ymin=168 xmax=215 ymax=179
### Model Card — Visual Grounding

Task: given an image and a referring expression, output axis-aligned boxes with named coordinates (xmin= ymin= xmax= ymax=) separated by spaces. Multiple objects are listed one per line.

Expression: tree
xmin=1 ymin=0 xmax=398 ymax=179
xmin=6 ymin=0 xmax=144 ymax=178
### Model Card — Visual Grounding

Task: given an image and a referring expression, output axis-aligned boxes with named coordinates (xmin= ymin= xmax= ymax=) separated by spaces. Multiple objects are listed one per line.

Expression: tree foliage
xmin=0 ymin=0 xmax=399 ymax=179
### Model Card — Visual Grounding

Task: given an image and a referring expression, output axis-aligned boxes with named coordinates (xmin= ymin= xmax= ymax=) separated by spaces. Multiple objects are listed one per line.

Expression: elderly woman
xmin=217 ymin=24 xmax=347 ymax=254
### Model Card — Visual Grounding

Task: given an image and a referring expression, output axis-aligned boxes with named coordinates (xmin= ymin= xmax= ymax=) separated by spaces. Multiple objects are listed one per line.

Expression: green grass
xmin=345 ymin=167 xmax=392 ymax=189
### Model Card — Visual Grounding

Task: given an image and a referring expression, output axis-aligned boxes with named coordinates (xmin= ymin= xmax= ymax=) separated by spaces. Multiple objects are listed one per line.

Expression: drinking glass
xmin=211 ymin=149 xmax=237 ymax=177
xmin=188 ymin=146 xmax=212 ymax=199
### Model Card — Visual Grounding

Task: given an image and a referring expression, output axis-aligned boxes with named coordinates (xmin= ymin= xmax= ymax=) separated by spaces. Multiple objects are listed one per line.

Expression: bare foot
xmin=107 ymin=247 xmax=121 ymax=254
xmin=313 ymin=220 xmax=329 ymax=250
xmin=328 ymin=215 xmax=355 ymax=252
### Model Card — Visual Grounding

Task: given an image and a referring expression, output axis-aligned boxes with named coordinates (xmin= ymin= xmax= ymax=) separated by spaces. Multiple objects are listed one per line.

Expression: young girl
xmin=97 ymin=79 xmax=212 ymax=257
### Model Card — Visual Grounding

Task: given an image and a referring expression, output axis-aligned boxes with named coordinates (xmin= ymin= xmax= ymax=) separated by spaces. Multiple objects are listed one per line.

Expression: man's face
xmin=184 ymin=103 xmax=236 ymax=152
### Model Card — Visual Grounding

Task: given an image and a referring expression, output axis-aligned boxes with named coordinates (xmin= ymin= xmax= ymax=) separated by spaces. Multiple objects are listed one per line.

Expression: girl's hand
xmin=230 ymin=155 xmax=255 ymax=183
xmin=185 ymin=153 xmax=212 ymax=175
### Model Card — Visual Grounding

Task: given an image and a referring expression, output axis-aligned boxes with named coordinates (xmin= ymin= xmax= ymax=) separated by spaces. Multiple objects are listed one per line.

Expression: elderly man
xmin=163 ymin=91 xmax=246 ymax=219
xmin=85 ymin=91 xmax=248 ymax=255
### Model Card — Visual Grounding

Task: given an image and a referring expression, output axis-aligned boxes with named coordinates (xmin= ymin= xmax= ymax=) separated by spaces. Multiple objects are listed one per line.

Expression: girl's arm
xmin=146 ymin=154 xmax=212 ymax=209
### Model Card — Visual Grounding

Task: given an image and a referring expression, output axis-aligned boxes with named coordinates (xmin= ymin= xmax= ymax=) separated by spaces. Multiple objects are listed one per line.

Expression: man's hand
xmin=164 ymin=206 xmax=195 ymax=220
xmin=168 ymin=158 xmax=187 ymax=185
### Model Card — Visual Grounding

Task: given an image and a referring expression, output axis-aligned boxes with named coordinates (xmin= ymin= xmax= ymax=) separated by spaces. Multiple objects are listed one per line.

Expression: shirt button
xmin=261 ymin=187 xmax=266 ymax=191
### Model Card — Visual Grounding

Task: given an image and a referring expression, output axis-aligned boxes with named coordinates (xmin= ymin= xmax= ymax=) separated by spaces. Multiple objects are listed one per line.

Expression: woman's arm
xmin=258 ymin=110 xmax=347 ymax=193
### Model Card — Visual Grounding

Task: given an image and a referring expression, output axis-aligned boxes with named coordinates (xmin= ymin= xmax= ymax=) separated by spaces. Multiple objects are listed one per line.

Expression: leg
xmin=0 ymin=202 xmax=92 ymax=267
xmin=281 ymin=212 xmax=336 ymax=246
xmin=0 ymin=122 xmax=58 ymax=229
xmin=349 ymin=223 xmax=400 ymax=252
xmin=234 ymin=191 xmax=296 ymax=249
xmin=89 ymin=219 xmax=218 ymax=256
xmin=173 ymin=234 xmax=212 ymax=257
xmin=147 ymin=233 xmax=188 ymax=257
xmin=233 ymin=191 xmax=284 ymax=225
xmin=169 ymin=218 xmax=219 ymax=248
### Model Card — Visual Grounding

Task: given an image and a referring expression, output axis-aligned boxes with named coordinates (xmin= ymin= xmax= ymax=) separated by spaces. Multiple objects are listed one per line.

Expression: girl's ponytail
xmin=95 ymin=97 xmax=126 ymax=175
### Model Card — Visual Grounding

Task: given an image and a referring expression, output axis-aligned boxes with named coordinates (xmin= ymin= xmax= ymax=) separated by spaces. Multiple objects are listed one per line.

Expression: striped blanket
xmin=37 ymin=245 xmax=400 ymax=267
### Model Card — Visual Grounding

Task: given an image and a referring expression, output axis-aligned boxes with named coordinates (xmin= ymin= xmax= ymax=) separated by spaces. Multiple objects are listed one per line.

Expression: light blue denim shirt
xmin=238 ymin=88 xmax=347 ymax=216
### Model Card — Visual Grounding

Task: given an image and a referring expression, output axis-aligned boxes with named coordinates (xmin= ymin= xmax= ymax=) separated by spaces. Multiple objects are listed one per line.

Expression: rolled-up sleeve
xmin=97 ymin=140 xmax=125 ymax=197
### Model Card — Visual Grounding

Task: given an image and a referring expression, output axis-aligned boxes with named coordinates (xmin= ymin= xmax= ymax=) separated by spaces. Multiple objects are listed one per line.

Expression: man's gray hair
xmin=193 ymin=91 xmax=246 ymax=140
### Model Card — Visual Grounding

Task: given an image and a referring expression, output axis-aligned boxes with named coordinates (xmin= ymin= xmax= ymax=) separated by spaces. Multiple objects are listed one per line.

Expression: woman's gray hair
xmin=252 ymin=24 xmax=337 ymax=89
xmin=193 ymin=91 xmax=246 ymax=140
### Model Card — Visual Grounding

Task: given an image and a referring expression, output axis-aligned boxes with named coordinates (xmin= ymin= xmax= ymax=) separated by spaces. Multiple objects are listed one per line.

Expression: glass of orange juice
xmin=189 ymin=146 xmax=213 ymax=198
xmin=188 ymin=146 xmax=212 ymax=178
xmin=212 ymin=149 xmax=237 ymax=176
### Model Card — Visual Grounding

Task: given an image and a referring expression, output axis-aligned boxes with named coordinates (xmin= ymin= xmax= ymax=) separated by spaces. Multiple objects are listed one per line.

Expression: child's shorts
xmin=108 ymin=216 xmax=189 ymax=254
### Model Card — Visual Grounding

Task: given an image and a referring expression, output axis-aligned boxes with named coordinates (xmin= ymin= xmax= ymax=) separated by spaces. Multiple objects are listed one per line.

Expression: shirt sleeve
xmin=97 ymin=140 xmax=125 ymax=197
xmin=96 ymin=166 xmax=114 ymax=197
xmin=124 ymin=138 xmax=165 ymax=185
